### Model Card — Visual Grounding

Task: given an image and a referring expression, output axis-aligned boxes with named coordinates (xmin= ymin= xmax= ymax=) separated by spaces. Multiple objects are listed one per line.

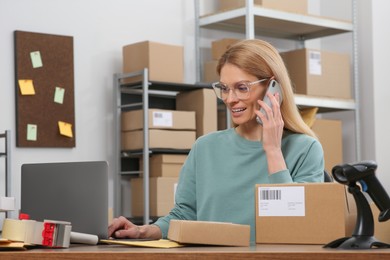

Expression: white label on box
xmin=309 ymin=50 xmax=322 ymax=75
xmin=258 ymin=186 xmax=305 ymax=216
xmin=152 ymin=111 xmax=173 ymax=127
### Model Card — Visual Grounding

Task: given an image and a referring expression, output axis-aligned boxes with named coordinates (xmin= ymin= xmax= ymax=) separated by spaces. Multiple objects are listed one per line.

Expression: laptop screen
xmin=21 ymin=161 xmax=108 ymax=239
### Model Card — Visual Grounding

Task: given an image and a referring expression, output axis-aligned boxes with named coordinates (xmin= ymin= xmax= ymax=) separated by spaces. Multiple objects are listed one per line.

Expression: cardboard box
xmin=218 ymin=0 xmax=307 ymax=15
xmin=203 ymin=60 xmax=219 ymax=83
xmin=121 ymin=129 xmax=196 ymax=150
xmin=312 ymin=119 xmax=343 ymax=173
xmin=139 ymin=154 xmax=187 ymax=177
xmin=211 ymin=38 xmax=241 ymax=60
xmin=255 ymin=183 xmax=355 ymax=244
xmin=168 ymin=220 xmax=250 ymax=246
xmin=123 ymin=41 xmax=184 ymax=83
xmin=121 ymin=109 xmax=196 ymax=131
xmin=281 ymin=48 xmax=351 ymax=99
xmin=176 ymin=89 xmax=217 ymax=138
xmin=131 ymin=177 xmax=178 ymax=217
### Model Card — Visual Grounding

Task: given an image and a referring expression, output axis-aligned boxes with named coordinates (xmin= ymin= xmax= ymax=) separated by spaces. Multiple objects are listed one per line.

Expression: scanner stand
xmin=324 ymin=185 xmax=390 ymax=249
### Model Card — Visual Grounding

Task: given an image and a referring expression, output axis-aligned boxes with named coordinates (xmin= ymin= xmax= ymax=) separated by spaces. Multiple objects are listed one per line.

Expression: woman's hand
xmin=256 ymin=92 xmax=287 ymax=174
xmin=108 ymin=216 xmax=162 ymax=239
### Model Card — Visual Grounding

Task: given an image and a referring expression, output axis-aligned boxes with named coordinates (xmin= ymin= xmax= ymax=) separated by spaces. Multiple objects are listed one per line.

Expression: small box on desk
xmin=281 ymin=48 xmax=351 ymax=99
xmin=176 ymin=89 xmax=217 ymax=138
xmin=255 ymin=183 xmax=356 ymax=244
xmin=131 ymin=177 xmax=178 ymax=217
xmin=122 ymin=41 xmax=184 ymax=83
xmin=121 ymin=129 xmax=196 ymax=151
xmin=139 ymin=154 xmax=187 ymax=178
xmin=168 ymin=220 xmax=250 ymax=246
xmin=121 ymin=109 xmax=196 ymax=131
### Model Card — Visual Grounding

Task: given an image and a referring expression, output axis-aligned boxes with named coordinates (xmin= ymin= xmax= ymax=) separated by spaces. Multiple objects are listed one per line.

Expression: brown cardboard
xmin=121 ymin=109 xmax=196 ymax=131
xmin=122 ymin=41 xmax=184 ymax=83
xmin=121 ymin=129 xmax=196 ymax=150
xmin=131 ymin=177 xmax=178 ymax=217
xmin=312 ymin=119 xmax=343 ymax=174
xmin=281 ymin=48 xmax=351 ymax=99
xmin=218 ymin=0 xmax=307 ymax=15
xmin=139 ymin=154 xmax=187 ymax=177
xmin=176 ymin=89 xmax=218 ymax=138
xmin=168 ymin=220 xmax=250 ymax=246
xmin=203 ymin=60 xmax=219 ymax=83
xmin=255 ymin=183 xmax=355 ymax=244
xmin=211 ymin=38 xmax=241 ymax=60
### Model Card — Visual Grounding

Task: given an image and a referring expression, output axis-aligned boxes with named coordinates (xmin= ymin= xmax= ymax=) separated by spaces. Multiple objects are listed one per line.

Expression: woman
xmin=108 ymin=39 xmax=324 ymax=241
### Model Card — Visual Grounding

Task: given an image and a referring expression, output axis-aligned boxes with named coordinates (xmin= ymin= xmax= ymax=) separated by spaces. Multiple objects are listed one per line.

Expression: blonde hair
xmin=217 ymin=39 xmax=317 ymax=139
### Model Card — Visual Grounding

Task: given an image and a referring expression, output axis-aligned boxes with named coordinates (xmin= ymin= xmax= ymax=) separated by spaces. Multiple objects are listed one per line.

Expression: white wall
xmin=0 ymin=0 xmax=195 ymax=220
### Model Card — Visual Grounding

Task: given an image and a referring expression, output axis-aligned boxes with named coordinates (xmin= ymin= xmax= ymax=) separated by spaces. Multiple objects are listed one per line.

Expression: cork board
xmin=14 ymin=31 xmax=75 ymax=147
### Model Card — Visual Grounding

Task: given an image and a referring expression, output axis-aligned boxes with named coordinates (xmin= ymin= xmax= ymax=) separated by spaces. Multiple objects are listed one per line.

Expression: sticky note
xmin=30 ymin=51 xmax=43 ymax=68
xmin=58 ymin=121 xmax=73 ymax=138
xmin=27 ymin=124 xmax=37 ymax=141
xmin=18 ymin=80 xmax=35 ymax=95
xmin=54 ymin=87 xmax=65 ymax=104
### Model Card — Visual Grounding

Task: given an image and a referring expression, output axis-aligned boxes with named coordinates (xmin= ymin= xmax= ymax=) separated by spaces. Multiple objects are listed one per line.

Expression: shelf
xmin=200 ymin=7 xmax=353 ymax=40
xmin=119 ymin=79 xmax=211 ymax=92
xmin=294 ymin=94 xmax=356 ymax=113
xmin=122 ymin=149 xmax=191 ymax=158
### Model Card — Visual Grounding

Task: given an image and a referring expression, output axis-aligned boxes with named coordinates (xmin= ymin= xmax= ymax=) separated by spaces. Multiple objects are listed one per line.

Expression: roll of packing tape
xmin=2 ymin=218 xmax=35 ymax=242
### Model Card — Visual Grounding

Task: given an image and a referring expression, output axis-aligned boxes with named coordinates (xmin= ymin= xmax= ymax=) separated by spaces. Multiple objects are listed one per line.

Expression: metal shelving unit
xmin=0 ymin=130 xmax=12 ymax=216
xmin=113 ymin=69 xmax=209 ymax=224
xmin=194 ymin=0 xmax=360 ymax=161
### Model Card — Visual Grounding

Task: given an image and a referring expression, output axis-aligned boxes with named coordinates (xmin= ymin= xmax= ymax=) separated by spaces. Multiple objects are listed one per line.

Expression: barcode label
xmin=258 ymin=187 xmax=305 ymax=216
xmin=152 ymin=111 xmax=173 ymax=127
xmin=260 ymin=189 xmax=281 ymax=200
xmin=309 ymin=50 xmax=322 ymax=75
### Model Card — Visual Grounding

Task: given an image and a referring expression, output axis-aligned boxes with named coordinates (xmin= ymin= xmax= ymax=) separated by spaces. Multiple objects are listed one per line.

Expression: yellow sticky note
xmin=30 ymin=51 xmax=43 ymax=68
xmin=58 ymin=121 xmax=73 ymax=138
xmin=54 ymin=87 xmax=65 ymax=104
xmin=18 ymin=80 xmax=35 ymax=95
xmin=27 ymin=124 xmax=37 ymax=141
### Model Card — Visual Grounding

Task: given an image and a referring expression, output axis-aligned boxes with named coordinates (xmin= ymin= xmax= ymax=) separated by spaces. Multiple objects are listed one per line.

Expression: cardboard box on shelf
xmin=311 ymin=119 xmax=343 ymax=173
xmin=121 ymin=129 xmax=196 ymax=151
xmin=139 ymin=154 xmax=187 ymax=178
xmin=176 ymin=89 xmax=218 ymax=138
xmin=168 ymin=220 xmax=250 ymax=246
xmin=211 ymin=38 xmax=241 ymax=60
xmin=131 ymin=177 xmax=178 ymax=217
xmin=121 ymin=109 xmax=196 ymax=131
xmin=122 ymin=41 xmax=184 ymax=83
xmin=218 ymin=0 xmax=307 ymax=15
xmin=281 ymin=48 xmax=351 ymax=99
xmin=255 ymin=183 xmax=356 ymax=245
xmin=203 ymin=60 xmax=219 ymax=83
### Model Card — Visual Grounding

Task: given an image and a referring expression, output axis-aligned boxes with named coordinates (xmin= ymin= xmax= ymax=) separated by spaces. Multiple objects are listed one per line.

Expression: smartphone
xmin=256 ymin=79 xmax=283 ymax=125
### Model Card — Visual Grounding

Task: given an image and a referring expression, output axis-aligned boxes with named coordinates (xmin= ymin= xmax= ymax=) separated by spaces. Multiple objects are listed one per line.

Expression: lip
xmin=231 ymin=107 xmax=247 ymax=117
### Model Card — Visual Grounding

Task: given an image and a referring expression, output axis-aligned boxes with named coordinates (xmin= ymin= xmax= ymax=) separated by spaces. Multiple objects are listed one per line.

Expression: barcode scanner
xmin=325 ymin=160 xmax=390 ymax=249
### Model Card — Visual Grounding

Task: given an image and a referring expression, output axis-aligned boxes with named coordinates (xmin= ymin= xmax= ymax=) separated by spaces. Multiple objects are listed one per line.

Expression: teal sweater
xmin=154 ymin=128 xmax=324 ymax=241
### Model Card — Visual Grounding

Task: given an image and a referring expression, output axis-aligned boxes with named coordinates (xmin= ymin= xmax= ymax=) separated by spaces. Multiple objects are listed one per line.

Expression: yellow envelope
xmin=100 ymin=239 xmax=184 ymax=248
xmin=58 ymin=121 xmax=73 ymax=138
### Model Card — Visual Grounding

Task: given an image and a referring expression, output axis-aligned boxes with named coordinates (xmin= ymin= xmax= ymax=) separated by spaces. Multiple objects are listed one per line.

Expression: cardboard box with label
xmin=123 ymin=41 xmax=184 ymax=83
xmin=218 ymin=0 xmax=307 ymax=15
xmin=281 ymin=48 xmax=351 ymax=99
xmin=168 ymin=220 xmax=250 ymax=246
xmin=121 ymin=109 xmax=196 ymax=131
xmin=312 ymin=119 xmax=343 ymax=173
xmin=255 ymin=183 xmax=356 ymax=244
xmin=176 ymin=89 xmax=217 ymax=138
xmin=139 ymin=154 xmax=187 ymax=178
xmin=121 ymin=129 xmax=196 ymax=151
xmin=131 ymin=177 xmax=178 ymax=217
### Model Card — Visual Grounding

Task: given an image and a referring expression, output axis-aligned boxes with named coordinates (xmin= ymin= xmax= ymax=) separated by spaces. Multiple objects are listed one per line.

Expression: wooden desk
xmin=1 ymin=243 xmax=390 ymax=260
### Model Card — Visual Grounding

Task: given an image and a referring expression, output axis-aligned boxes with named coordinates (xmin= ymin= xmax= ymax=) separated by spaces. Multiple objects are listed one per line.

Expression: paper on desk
xmin=0 ymin=238 xmax=26 ymax=250
xmin=100 ymin=239 xmax=184 ymax=248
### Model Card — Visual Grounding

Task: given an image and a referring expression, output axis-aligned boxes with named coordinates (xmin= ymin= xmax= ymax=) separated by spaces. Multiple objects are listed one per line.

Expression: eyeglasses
xmin=212 ymin=78 xmax=268 ymax=100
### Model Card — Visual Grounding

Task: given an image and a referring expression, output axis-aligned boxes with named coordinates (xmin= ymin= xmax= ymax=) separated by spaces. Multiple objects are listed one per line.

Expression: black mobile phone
xmin=256 ymin=79 xmax=283 ymax=125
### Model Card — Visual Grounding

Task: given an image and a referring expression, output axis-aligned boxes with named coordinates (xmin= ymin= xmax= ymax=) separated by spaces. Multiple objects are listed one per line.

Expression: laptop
xmin=21 ymin=161 xmax=108 ymax=239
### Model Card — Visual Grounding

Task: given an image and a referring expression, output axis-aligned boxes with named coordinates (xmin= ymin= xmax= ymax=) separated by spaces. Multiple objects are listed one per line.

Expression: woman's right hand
xmin=108 ymin=216 xmax=162 ymax=239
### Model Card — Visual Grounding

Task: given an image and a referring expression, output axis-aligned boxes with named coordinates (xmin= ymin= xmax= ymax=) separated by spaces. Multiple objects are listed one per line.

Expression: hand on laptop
xmin=108 ymin=216 xmax=162 ymax=239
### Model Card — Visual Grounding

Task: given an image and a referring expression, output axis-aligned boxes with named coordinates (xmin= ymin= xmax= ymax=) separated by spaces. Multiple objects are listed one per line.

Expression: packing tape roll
xmin=2 ymin=219 xmax=34 ymax=242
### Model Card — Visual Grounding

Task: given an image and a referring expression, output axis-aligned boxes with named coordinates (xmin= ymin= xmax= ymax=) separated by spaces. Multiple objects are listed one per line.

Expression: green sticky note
xmin=54 ymin=87 xmax=65 ymax=104
xmin=27 ymin=124 xmax=37 ymax=141
xmin=30 ymin=51 xmax=43 ymax=68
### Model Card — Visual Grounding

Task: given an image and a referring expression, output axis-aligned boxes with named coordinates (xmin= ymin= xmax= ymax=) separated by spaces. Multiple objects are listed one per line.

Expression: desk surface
xmin=1 ymin=243 xmax=390 ymax=260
